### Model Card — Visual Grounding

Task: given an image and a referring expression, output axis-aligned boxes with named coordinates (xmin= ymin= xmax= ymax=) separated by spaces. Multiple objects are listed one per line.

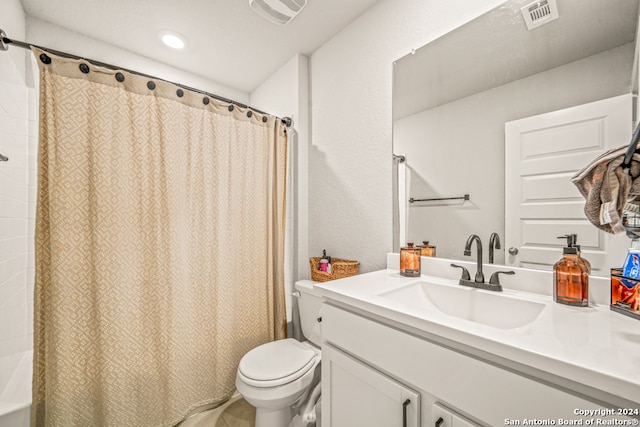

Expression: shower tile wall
xmin=0 ymin=52 xmax=37 ymax=371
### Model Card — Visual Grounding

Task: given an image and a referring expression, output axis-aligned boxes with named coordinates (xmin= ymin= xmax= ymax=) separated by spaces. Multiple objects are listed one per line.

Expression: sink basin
xmin=378 ymin=280 xmax=545 ymax=329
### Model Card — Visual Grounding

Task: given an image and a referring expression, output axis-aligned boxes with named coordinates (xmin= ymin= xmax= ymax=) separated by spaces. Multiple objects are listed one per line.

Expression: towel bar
xmin=409 ymin=194 xmax=469 ymax=204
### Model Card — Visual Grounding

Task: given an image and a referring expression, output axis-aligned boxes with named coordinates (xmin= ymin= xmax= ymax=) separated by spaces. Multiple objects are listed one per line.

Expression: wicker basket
xmin=309 ymin=257 xmax=360 ymax=282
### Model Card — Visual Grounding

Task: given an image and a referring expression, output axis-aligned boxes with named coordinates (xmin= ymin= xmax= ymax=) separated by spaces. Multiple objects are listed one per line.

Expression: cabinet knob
xmin=508 ymin=247 xmax=519 ymax=255
xmin=317 ymin=317 xmax=322 ymax=323
xmin=435 ymin=417 xmax=444 ymax=427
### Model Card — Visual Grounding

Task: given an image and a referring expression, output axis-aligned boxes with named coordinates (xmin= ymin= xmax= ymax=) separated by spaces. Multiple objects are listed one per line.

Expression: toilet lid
xmin=238 ymin=338 xmax=318 ymax=387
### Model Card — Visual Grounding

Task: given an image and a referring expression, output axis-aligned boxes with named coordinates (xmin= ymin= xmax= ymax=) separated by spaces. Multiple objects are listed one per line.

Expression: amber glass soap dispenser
xmin=554 ymin=234 xmax=589 ymax=307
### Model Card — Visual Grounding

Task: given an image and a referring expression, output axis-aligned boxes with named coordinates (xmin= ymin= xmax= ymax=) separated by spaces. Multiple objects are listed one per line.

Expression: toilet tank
xmin=294 ymin=280 xmax=323 ymax=347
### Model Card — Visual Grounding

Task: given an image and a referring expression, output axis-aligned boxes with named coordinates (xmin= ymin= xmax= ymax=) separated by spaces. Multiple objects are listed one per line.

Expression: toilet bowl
xmin=236 ymin=339 xmax=320 ymax=426
xmin=236 ymin=280 xmax=322 ymax=427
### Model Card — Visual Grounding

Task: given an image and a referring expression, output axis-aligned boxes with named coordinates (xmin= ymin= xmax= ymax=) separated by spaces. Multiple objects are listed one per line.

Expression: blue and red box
xmin=610 ymin=268 xmax=640 ymax=320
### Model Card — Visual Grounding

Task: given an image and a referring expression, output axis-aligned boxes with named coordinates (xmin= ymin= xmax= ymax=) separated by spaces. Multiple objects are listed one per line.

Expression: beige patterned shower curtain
xmin=31 ymin=48 xmax=287 ymax=427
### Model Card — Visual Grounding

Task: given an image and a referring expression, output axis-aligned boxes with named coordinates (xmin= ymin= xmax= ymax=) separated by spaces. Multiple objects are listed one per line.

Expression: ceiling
xmin=19 ymin=0 xmax=381 ymax=93
xmin=393 ymin=0 xmax=640 ymax=120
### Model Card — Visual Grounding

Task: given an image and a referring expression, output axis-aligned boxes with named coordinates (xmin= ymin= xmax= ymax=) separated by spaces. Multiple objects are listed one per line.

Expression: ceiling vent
xmin=520 ymin=0 xmax=559 ymax=30
xmin=249 ymin=0 xmax=308 ymax=25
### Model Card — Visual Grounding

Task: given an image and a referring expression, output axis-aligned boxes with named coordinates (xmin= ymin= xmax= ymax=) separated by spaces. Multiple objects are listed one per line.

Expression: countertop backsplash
xmin=386 ymin=253 xmax=611 ymax=306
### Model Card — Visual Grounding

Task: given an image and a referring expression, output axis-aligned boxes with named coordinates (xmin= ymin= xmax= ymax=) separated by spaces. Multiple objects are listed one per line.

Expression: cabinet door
xmin=432 ymin=403 xmax=481 ymax=427
xmin=322 ymin=344 xmax=419 ymax=427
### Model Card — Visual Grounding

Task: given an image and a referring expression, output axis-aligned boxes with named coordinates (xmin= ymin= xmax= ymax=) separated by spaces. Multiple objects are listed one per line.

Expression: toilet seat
xmin=238 ymin=338 xmax=318 ymax=388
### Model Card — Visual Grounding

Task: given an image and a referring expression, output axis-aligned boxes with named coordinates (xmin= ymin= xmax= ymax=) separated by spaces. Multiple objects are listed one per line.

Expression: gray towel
xmin=571 ymin=145 xmax=640 ymax=234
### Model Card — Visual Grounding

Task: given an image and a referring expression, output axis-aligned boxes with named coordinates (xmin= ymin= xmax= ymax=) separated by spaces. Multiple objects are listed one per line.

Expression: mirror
xmin=392 ymin=0 xmax=640 ymax=276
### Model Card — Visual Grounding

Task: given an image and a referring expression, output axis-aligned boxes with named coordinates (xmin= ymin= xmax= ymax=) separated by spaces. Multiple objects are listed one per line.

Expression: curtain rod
xmin=0 ymin=28 xmax=293 ymax=128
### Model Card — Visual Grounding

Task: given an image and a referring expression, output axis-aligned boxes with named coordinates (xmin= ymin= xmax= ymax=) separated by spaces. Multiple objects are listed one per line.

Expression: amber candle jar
xmin=400 ymin=243 xmax=421 ymax=277
xmin=419 ymin=241 xmax=436 ymax=257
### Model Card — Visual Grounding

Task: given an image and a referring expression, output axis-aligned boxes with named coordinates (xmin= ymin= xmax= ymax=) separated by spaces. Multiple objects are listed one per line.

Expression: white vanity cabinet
xmin=322 ymin=344 xmax=420 ymax=427
xmin=320 ymin=302 xmax=632 ymax=427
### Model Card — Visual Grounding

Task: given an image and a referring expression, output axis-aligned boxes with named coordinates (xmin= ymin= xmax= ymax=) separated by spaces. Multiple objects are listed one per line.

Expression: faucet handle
xmin=489 ymin=270 xmax=515 ymax=285
xmin=450 ymin=263 xmax=471 ymax=280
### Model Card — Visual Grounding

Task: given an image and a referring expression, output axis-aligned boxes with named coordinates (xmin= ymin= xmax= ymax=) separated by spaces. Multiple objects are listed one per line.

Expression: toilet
xmin=236 ymin=280 xmax=323 ymax=427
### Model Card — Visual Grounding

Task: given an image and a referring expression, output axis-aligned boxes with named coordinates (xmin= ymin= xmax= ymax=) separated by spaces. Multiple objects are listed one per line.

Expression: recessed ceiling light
xmin=159 ymin=30 xmax=187 ymax=50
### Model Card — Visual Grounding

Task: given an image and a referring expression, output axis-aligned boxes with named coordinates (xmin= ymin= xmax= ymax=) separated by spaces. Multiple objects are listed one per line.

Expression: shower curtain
xmin=31 ymin=48 xmax=287 ymax=427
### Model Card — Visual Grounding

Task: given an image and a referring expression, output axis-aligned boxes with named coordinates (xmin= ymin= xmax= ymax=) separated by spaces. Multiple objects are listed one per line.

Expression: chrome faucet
xmin=464 ymin=234 xmax=485 ymax=283
xmin=450 ymin=234 xmax=514 ymax=292
xmin=489 ymin=232 xmax=501 ymax=264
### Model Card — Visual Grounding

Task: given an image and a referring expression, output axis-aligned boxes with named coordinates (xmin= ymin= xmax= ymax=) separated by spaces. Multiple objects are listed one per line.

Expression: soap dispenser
xmin=554 ymin=234 xmax=589 ymax=307
xmin=576 ymin=247 xmax=592 ymax=275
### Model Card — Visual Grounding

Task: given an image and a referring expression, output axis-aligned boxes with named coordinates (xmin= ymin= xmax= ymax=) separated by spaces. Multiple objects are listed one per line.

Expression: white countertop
xmin=314 ymin=260 xmax=640 ymax=407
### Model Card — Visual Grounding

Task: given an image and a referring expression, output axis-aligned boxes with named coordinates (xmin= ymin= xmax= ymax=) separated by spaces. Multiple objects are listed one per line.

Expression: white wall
xmin=1 ymin=0 xmax=26 ymax=78
xmin=251 ymin=54 xmax=310 ymax=323
xmin=0 ymin=0 xmax=35 ymax=388
xmin=308 ymin=0 xmax=504 ymax=273
xmin=25 ymin=16 xmax=249 ymax=105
